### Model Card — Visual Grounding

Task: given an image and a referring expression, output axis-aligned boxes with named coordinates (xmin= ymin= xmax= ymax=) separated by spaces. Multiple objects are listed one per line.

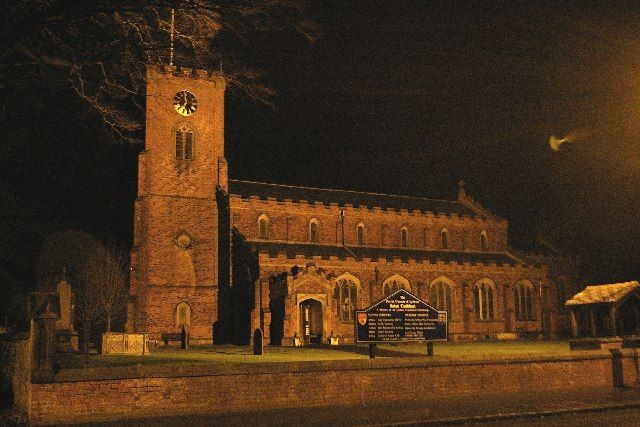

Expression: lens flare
xmin=549 ymin=135 xmax=568 ymax=151
xmin=549 ymin=129 xmax=587 ymax=151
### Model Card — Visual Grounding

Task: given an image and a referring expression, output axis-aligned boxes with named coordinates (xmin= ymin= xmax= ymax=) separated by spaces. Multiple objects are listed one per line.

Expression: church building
xmin=127 ymin=65 xmax=558 ymax=345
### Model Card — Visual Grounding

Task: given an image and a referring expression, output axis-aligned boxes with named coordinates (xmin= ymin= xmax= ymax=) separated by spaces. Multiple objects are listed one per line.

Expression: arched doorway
xmin=299 ymin=299 xmax=323 ymax=344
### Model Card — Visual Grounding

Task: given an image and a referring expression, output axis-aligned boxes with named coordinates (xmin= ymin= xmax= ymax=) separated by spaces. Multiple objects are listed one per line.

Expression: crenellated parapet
xmin=231 ymin=188 xmax=487 ymax=222
xmin=229 ymin=180 xmax=509 ymax=252
xmin=157 ymin=64 xmax=226 ymax=85
xmin=252 ymin=243 xmax=547 ymax=276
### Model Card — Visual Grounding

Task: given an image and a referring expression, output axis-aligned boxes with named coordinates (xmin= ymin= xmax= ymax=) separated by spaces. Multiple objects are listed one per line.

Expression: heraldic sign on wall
xmin=355 ymin=289 xmax=448 ymax=343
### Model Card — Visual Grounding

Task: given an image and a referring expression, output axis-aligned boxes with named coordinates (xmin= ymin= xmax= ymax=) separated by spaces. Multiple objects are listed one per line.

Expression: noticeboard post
xmin=355 ymin=289 xmax=447 ymax=357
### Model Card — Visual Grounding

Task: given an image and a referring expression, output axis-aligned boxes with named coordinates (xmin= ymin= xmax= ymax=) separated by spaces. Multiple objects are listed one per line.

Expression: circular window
xmin=176 ymin=233 xmax=192 ymax=249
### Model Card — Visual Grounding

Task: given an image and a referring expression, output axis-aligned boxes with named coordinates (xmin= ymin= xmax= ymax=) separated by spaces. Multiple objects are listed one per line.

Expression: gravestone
xmin=181 ymin=325 xmax=188 ymax=349
xmin=253 ymin=328 xmax=263 ymax=355
xmin=54 ymin=275 xmax=78 ymax=352
xmin=55 ymin=278 xmax=73 ymax=329
xmin=29 ymin=292 xmax=60 ymax=383
xmin=102 ymin=332 xmax=148 ymax=355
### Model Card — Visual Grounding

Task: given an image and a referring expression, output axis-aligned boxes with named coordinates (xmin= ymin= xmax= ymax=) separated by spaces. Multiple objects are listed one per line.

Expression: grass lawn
xmin=380 ymin=339 xmax=572 ymax=358
xmin=58 ymin=344 xmax=370 ymax=369
xmin=58 ymin=340 xmax=572 ymax=370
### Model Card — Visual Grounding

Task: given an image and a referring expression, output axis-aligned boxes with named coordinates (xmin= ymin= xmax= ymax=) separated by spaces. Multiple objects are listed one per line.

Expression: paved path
xmin=96 ymin=386 xmax=640 ymax=426
xmin=475 ymin=408 xmax=640 ymax=426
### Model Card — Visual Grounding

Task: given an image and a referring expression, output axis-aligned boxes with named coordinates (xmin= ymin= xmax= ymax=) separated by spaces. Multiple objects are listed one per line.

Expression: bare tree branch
xmin=1 ymin=0 xmax=317 ymax=143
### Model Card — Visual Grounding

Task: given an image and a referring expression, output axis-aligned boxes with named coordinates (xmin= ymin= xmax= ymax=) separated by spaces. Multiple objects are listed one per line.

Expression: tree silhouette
xmin=2 ymin=0 xmax=316 ymax=142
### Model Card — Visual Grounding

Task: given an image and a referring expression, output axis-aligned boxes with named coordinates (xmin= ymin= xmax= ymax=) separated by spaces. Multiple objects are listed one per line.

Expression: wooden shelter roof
xmin=565 ymin=281 xmax=640 ymax=306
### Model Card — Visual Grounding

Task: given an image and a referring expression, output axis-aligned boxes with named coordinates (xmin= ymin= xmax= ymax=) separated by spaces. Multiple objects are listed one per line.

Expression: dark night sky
xmin=5 ymin=1 xmax=640 ymax=287
xmin=228 ymin=1 xmax=640 ymax=280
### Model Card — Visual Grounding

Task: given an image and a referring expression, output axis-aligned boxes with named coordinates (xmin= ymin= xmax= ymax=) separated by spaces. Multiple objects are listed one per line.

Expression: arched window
xmin=514 ymin=280 xmax=535 ymax=321
xmin=441 ymin=228 xmax=449 ymax=249
xmin=473 ymin=279 xmax=496 ymax=320
xmin=480 ymin=231 xmax=488 ymax=251
xmin=175 ymin=302 xmax=191 ymax=327
xmin=257 ymin=214 xmax=269 ymax=239
xmin=175 ymin=125 xmax=195 ymax=160
xmin=400 ymin=226 xmax=409 ymax=247
xmin=356 ymin=222 xmax=365 ymax=245
xmin=333 ymin=275 xmax=359 ymax=321
xmin=382 ymin=274 xmax=411 ymax=297
xmin=309 ymin=218 xmax=320 ymax=243
xmin=429 ymin=277 xmax=455 ymax=317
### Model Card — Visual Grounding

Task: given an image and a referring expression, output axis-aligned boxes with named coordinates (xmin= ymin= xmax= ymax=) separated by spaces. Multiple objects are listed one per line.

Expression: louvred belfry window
xmin=176 ymin=126 xmax=195 ymax=160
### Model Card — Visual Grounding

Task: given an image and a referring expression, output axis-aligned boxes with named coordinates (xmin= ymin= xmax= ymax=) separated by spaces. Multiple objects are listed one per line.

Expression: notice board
xmin=355 ymin=289 xmax=447 ymax=343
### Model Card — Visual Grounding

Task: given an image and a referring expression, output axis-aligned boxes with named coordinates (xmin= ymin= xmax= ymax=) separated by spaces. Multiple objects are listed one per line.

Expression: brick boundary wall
xmin=1 ymin=336 xmax=31 ymax=418
xmin=29 ymin=351 xmax=639 ymax=425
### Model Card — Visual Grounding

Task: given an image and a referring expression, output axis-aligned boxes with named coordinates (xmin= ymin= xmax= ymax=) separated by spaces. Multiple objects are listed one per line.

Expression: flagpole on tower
xmin=169 ymin=8 xmax=175 ymax=66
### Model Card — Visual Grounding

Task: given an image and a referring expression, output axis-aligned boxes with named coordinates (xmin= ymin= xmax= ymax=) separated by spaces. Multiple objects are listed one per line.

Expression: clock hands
xmin=173 ymin=90 xmax=198 ymax=116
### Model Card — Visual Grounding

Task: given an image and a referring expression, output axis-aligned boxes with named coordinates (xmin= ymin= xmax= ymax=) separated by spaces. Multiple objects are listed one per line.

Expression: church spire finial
xmin=458 ymin=180 xmax=466 ymax=199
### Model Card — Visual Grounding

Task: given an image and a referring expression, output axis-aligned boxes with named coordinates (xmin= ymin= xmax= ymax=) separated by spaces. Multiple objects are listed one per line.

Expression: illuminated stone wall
xmin=230 ymin=193 xmax=556 ymax=342
xmin=128 ymin=65 xmax=227 ymax=339
xmin=250 ymin=253 xmax=555 ymax=343
xmin=0 ymin=337 xmax=31 ymax=418
xmin=229 ymin=192 xmax=508 ymax=251
xmin=28 ymin=352 xmax=637 ymax=424
xmin=128 ymin=65 xmax=556 ymax=343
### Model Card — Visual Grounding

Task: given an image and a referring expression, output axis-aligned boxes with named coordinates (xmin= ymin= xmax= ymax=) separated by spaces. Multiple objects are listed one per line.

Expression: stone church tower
xmin=128 ymin=65 xmax=228 ymax=341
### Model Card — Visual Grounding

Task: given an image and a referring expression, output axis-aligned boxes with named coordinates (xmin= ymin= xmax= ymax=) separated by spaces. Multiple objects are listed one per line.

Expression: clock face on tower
xmin=173 ymin=90 xmax=198 ymax=116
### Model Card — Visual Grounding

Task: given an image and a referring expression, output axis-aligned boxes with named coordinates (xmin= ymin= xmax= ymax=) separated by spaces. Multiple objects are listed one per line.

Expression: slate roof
xmin=565 ymin=281 xmax=640 ymax=306
xmin=229 ymin=180 xmax=480 ymax=217
xmin=248 ymin=241 xmax=522 ymax=266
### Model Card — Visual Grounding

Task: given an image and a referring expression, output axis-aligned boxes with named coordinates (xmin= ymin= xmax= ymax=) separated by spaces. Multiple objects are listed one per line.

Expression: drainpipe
xmin=539 ymin=281 xmax=545 ymax=336
xmin=339 ymin=209 xmax=357 ymax=258
xmin=370 ymin=267 xmax=378 ymax=304
xmin=258 ymin=278 xmax=264 ymax=332
xmin=285 ymin=217 xmax=290 ymax=241
xmin=340 ymin=210 xmax=345 ymax=246
xmin=462 ymin=283 xmax=469 ymax=334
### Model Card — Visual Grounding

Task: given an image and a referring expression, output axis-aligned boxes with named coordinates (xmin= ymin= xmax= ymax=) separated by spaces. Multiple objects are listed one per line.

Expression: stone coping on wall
xmin=53 ymin=349 xmax=619 ymax=383
xmin=254 ymin=246 xmax=546 ymax=271
xmin=251 ymin=241 xmax=526 ymax=267
xmin=30 ymin=348 xmax=640 ymax=425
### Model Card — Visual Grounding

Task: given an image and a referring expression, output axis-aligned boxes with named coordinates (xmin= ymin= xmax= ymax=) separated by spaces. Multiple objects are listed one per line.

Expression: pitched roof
xmin=565 ymin=281 xmax=640 ymax=306
xmin=228 ymin=180 xmax=480 ymax=217
xmin=248 ymin=241 xmax=522 ymax=266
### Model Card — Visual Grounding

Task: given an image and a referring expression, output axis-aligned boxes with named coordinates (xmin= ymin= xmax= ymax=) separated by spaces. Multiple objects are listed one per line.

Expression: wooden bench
xmin=161 ymin=331 xmax=188 ymax=347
